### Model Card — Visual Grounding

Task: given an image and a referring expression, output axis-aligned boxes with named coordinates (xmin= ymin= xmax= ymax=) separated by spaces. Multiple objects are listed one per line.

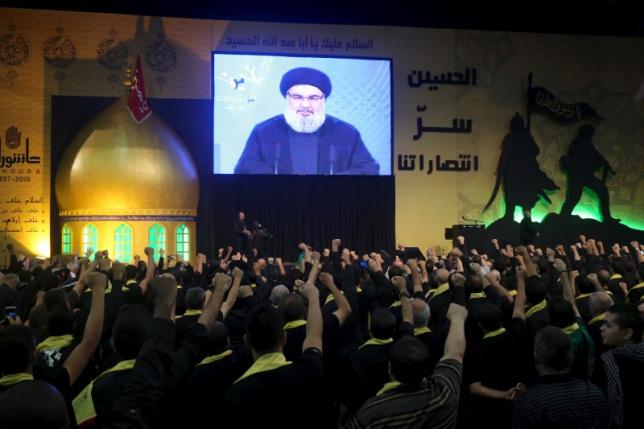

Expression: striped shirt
xmin=347 ymin=358 xmax=462 ymax=429
xmin=512 ymin=374 xmax=609 ymax=428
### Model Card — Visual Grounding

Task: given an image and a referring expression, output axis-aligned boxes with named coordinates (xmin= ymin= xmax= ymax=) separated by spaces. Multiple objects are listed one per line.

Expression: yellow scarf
xmin=631 ymin=282 xmax=644 ymax=290
xmin=197 ymin=349 xmax=233 ymax=366
xmin=377 ymin=381 xmax=402 ymax=396
xmin=469 ymin=292 xmax=486 ymax=299
xmin=588 ymin=313 xmax=606 ymax=325
xmin=0 ymin=372 xmax=33 ymax=386
xmin=73 ymin=359 xmax=136 ymax=425
xmin=508 ymin=290 xmax=518 ymax=297
xmin=36 ymin=334 xmax=73 ymax=352
xmin=234 ymin=353 xmax=291 ymax=384
xmin=324 ymin=290 xmax=344 ymax=305
xmin=389 ymin=300 xmax=402 ymax=308
xmin=176 ymin=309 xmax=202 ymax=319
xmin=283 ymin=320 xmax=307 ymax=330
xmin=359 ymin=337 xmax=393 ymax=349
xmin=576 ymin=293 xmax=592 ymax=300
xmin=427 ymin=283 xmax=450 ymax=301
xmin=483 ymin=327 xmax=506 ymax=340
xmin=563 ymin=323 xmax=580 ymax=335
xmin=610 ymin=274 xmax=622 ymax=280
xmin=525 ymin=300 xmax=547 ymax=319
xmin=414 ymin=326 xmax=431 ymax=336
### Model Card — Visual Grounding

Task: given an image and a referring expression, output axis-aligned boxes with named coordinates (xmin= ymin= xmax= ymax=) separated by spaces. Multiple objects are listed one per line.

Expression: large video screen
xmin=212 ymin=52 xmax=392 ymax=175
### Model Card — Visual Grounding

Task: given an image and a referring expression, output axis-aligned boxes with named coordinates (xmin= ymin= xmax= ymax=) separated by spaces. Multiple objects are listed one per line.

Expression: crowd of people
xmin=0 ymin=235 xmax=642 ymax=428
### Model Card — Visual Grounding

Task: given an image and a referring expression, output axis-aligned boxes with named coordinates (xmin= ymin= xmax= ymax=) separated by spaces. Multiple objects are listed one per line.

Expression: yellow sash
xmin=72 ymin=359 xmax=136 ymax=425
xmin=197 ymin=349 xmax=233 ymax=366
xmin=576 ymin=293 xmax=592 ymax=300
xmin=36 ymin=334 xmax=74 ymax=352
xmin=0 ymin=372 xmax=34 ymax=387
xmin=588 ymin=313 xmax=606 ymax=325
xmin=376 ymin=381 xmax=402 ymax=396
xmin=176 ymin=309 xmax=202 ymax=319
xmin=427 ymin=283 xmax=450 ymax=301
xmin=324 ymin=290 xmax=344 ymax=305
xmin=563 ymin=323 xmax=580 ymax=335
xmin=283 ymin=319 xmax=307 ymax=330
xmin=508 ymin=290 xmax=518 ymax=297
xmin=234 ymin=353 xmax=292 ymax=384
xmin=631 ymin=282 xmax=644 ymax=290
xmin=359 ymin=337 xmax=393 ymax=349
xmin=389 ymin=300 xmax=402 ymax=308
xmin=525 ymin=300 xmax=547 ymax=319
xmin=610 ymin=274 xmax=622 ymax=280
xmin=414 ymin=326 xmax=431 ymax=336
xmin=483 ymin=327 xmax=506 ymax=340
xmin=469 ymin=292 xmax=486 ymax=299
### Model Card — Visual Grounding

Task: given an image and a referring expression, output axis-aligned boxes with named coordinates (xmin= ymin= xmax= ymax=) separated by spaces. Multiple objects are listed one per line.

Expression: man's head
xmin=525 ymin=276 xmax=547 ymax=306
xmin=589 ymin=292 xmax=613 ymax=317
xmin=389 ymin=337 xmax=430 ymax=385
xmin=279 ymin=293 xmax=306 ymax=322
xmin=548 ymin=298 xmax=577 ymax=329
xmin=534 ymin=326 xmax=573 ymax=375
xmin=185 ymin=287 xmax=206 ymax=311
xmin=412 ymin=299 xmax=430 ymax=328
xmin=370 ymin=308 xmax=396 ymax=340
xmin=2 ymin=273 xmax=18 ymax=288
xmin=601 ymin=303 xmax=643 ymax=347
xmin=576 ymin=276 xmax=597 ymax=294
xmin=269 ymin=285 xmax=290 ymax=307
xmin=280 ymin=67 xmax=331 ymax=134
xmin=245 ymin=304 xmax=285 ymax=356
xmin=43 ymin=289 xmax=68 ymax=312
xmin=474 ymin=302 xmax=503 ymax=332
xmin=0 ymin=380 xmax=69 ymax=429
xmin=112 ymin=304 xmax=152 ymax=360
xmin=46 ymin=306 xmax=75 ymax=337
xmin=238 ymin=211 xmax=245 ymax=221
xmin=523 ymin=209 xmax=531 ymax=219
xmin=0 ymin=325 xmax=36 ymax=374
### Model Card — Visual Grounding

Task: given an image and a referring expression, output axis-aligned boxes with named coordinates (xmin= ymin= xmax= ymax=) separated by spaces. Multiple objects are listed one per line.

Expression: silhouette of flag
xmin=528 ymin=86 xmax=603 ymax=122
xmin=127 ymin=54 xmax=152 ymax=123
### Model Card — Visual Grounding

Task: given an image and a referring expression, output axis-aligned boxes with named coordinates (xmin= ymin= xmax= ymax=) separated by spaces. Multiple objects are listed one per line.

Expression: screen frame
xmin=210 ymin=50 xmax=394 ymax=176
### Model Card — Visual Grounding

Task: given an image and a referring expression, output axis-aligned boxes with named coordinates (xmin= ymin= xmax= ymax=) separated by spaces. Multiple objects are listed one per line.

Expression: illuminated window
xmin=61 ymin=224 xmax=72 ymax=255
xmin=148 ymin=223 xmax=166 ymax=258
xmin=176 ymin=224 xmax=190 ymax=261
xmin=82 ymin=223 xmax=98 ymax=259
xmin=114 ymin=223 xmax=133 ymax=263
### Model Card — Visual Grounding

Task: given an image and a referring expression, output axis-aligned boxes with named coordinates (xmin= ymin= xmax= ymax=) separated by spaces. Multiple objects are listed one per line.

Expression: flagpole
xmin=526 ymin=72 xmax=533 ymax=132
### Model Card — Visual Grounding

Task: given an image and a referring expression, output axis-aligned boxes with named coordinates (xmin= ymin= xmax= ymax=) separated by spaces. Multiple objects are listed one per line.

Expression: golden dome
xmin=55 ymin=95 xmax=199 ymax=217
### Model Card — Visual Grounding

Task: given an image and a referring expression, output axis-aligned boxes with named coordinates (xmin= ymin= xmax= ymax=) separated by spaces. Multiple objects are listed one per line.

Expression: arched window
xmin=176 ymin=224 xmax=190 ymax=261
xmin=114 ymin=223 xmax=134 ymax=263
xmin=61 ymin=224 xmax=72 ymax=255
xmin=148 ymin=223 xmax=166 ymax=258
xmin=82 ymin=223 xmax=98 ymax=259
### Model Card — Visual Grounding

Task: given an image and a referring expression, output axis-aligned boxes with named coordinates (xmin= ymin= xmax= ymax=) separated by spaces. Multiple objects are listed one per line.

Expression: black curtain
xmin=51 ymin=96 xmax=395 ymax=261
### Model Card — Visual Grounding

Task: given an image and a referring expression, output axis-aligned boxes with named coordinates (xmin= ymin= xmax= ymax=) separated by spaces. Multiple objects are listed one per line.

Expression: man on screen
xmin=234 ymin=67 xmax=380 ymax=175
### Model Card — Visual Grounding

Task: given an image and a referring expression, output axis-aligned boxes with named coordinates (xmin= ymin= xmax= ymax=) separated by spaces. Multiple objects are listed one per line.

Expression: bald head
xmin=589 ymin=292 xmax=614 ymax=316
xmin=412 ymin=299 xmax=430 ymax=327
xmin=436 ymin=268 xmax=450 ymax=284
xmin=270 ymin=285 xmax=290 ymax=307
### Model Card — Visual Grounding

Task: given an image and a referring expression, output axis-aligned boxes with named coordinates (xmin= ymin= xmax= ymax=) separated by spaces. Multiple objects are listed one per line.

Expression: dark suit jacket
xmin=234 ymin=114 xmax=379 ymax=175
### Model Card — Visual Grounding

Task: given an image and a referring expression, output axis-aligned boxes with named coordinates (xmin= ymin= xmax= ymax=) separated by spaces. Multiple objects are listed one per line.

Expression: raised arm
xmin=512 ymin=267 xmax=527 ymax=320
xmin=139 ymin=247 xmax=156 ymax=294
xmin=442 ymin=303 xmax=468 ymax=363
xmin=220 ymin=267 xmax=243 ymax=319
xmin=64 ymin=272 xmax=106 ymax=385
xmin=319 ymin=272 xmax=352 ymax=326
xmin=300 ymin=281 xmax=323 ymax=353
xmin=391 ymin=275 xmax=413 ymax=326
xmin=198 ymin=272 xmax=230 ymax=331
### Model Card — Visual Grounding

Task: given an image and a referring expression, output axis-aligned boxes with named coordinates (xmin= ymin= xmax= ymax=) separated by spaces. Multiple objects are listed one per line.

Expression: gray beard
xmin=283 ymin=109 xmax=326 ymax=133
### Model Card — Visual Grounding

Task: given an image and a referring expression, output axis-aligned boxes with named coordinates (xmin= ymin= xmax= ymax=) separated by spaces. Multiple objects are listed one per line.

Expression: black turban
xmin=279 ymin=67 xmax=332 ymax=98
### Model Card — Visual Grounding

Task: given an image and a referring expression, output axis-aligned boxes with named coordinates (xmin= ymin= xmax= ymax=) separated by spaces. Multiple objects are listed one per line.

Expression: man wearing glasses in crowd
xmin=234 ymin=67 xmax=380 ymax=175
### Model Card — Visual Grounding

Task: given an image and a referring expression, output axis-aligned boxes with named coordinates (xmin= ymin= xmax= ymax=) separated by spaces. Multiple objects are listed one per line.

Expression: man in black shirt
xmin=233 ymin=211 xmax=251 ymax=255
xmin=225 ymin=279 xmax=326 ymax=429
xmin=512 ymin=326 xmax=609 ymax=428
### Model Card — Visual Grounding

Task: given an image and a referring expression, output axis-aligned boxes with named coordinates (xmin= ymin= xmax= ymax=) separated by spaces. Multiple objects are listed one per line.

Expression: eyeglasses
xmin=287 ymin=92 xmax=325 ymax=103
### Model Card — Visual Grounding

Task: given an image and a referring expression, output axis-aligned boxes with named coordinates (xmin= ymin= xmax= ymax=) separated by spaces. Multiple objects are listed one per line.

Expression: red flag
xmin=127 ymin=54 xmax=152 ymax=123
